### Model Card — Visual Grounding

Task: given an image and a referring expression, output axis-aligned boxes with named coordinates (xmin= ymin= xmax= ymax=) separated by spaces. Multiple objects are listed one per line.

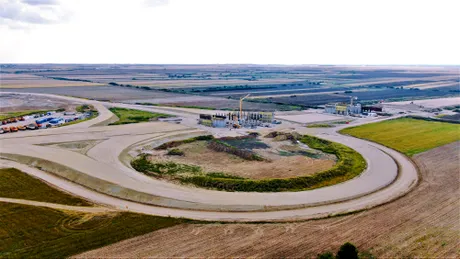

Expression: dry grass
xmin=75 ymin=141 xmax=460 ymax=258
xmin=149 ymin=140 xmax=335 ymax=180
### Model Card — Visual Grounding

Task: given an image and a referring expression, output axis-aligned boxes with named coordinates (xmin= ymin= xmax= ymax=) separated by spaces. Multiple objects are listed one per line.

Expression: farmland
xmin=2 ymin=64 xmax=459 ymax=110
xmin=0 ymin=203 xmax=190 ymax=258
xmin=77 ymin=141 xmax=460 ymax=258
xmin=340 ymin=117 xmax=460 ymax=156
xmin=0 ymin=168 xmax=91 ymax=206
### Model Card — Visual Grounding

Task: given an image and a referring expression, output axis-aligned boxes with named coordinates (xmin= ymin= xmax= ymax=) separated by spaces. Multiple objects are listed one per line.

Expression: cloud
xmin=21 ymin=0 xmax=58 ymax=6
xmin=0 ymin=0 xmax=67 ymax=28
xmin=144 ymin=0 xmax=169 ymax=8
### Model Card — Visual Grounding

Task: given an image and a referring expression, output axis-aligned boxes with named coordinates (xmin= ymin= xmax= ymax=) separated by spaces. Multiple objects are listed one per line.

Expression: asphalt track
xmin=0 ymin=92 xmax=419 ymax=222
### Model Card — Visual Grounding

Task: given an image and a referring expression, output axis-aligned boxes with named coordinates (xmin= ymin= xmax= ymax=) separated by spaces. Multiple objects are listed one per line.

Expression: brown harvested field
xmin=0 ymin=74 xmax=103 ymax=88
xmin=77 ymin=141 xmax=460 ymax=258
xmin=115 ymin=78 xmax=305 ymax=88
xmin=148 ymin=140 xmax=335 ymax=179
xmin=402 ymin=81 xmax=459 ymax=89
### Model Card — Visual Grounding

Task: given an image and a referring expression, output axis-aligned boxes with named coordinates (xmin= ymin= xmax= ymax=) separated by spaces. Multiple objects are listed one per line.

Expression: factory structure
xmin=199 ymin=111 xmax=275 ymax=128
xmin=324 ymin=97 xmax=383 ymax=116
xmin=198 ymin=93 xmax=277 ymax=128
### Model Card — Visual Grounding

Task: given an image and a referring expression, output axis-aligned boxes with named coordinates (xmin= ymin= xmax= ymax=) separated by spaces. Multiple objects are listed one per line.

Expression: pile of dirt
xmin=264 ymin=131 xmax=301 ymax=143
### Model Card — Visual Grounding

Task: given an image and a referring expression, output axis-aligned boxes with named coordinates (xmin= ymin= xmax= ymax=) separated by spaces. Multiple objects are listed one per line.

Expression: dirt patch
xmin=0 ymin=93 xmax=81 ymax=112
xmin=148 ymin=140 xmax=335 ymax=180
xmin=78 ymin=141 xmax=460 ymax=258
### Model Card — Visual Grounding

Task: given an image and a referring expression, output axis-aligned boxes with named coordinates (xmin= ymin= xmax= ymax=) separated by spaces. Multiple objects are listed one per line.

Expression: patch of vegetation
xmin=208 ymin=140 xmax=266 ymax=161
xmin=0 ymin=109 xmax=49 ymax=120
xmin=132 ymin=134 xmax=365 ymax=192
xmin=278 ymin=150 xmax=321 ymax=159
xmin=155 ymin=135 xmax=214 ymax=150
xmin=0 ymin=168 xmax=91 ymax=206
xmin=108 ymin=107 xmax=173 ymax=125
xmin=307 ymin=124 xmax=335 ymax=128
xmin=318 ymin=242 xmax=362 ymax=259
xmin=332 ymin=120 xmax=353 ymax=124
xmin=167 ymin=148 xmax=184 ymax=156
xmin=75 ymin=104 xmax=97 ymax=113
xmin=218 ymin=136 xmax=269 ymax=150
xmin=0 ymin=203 xmax=191 ymax=258
xmin=340 ymin=117 xmax=460 ymax=156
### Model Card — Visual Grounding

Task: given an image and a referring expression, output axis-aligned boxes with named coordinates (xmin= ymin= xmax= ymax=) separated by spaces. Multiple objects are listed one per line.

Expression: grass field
xmin=0 ymin=168 xmax=91 ymax=206
xmin=109 ymin=107 xmax=173 ymax=125
xmin=340 ymin=118 xmax=460 ymax=156
xmin=0 ymin=203 xmax=189 ymax=258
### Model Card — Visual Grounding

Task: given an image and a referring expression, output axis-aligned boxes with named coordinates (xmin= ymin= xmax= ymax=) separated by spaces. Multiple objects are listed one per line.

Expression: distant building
xmin=325 ymin=103 xmax=361 ymax=115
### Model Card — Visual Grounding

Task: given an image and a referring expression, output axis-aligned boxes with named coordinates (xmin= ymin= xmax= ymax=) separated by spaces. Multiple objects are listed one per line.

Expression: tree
xmin=336 ymin=242 xmax=358 ymax=259
xmin=317 ymin=251 xmax=334 ymax=259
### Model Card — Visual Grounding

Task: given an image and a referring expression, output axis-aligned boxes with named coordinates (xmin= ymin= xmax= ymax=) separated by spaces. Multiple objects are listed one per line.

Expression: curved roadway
xmin=0 ymin=92 xmax=419 ymax=222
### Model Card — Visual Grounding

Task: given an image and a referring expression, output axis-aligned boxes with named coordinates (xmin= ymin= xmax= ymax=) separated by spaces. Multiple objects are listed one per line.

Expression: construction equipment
xmin=239 ymin=94 xmax=250 ymax=119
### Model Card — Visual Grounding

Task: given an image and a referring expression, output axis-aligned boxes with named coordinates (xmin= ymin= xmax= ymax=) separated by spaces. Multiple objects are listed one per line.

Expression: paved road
xmin=0 ymin=92 xmax=419 ymax=221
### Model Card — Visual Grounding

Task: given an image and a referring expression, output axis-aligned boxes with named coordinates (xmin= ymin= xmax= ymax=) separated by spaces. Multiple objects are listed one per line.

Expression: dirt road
xmin=0 ymin=92 xmax=418 ymax=222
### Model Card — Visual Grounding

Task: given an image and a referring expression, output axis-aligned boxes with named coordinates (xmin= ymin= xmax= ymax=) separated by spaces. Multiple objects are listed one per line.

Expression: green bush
xmin=167 ymin=148 xmax=184 ymax=156
xmin=336 ymin=242 xmax=358 ymax=259
xmin=317 ymin=251 xmax=334 ymax=259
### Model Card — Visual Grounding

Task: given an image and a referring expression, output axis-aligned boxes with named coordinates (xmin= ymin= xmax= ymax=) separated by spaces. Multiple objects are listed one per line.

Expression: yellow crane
xmin=239 ymin=94 xmax=250 ymax=119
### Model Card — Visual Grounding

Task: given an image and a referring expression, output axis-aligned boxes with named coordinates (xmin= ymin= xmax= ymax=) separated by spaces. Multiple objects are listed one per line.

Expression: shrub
xmin=336 ymin=242 xmax=358 ymax=259
xmin=317 ymin=251 xmax=334 ymax=259
xmin=167 ymin=148 xmax=184 ymax=156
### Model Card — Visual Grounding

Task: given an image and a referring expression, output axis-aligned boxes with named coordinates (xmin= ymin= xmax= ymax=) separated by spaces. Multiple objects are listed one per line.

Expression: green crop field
xmin=340 ymin=118 xmax=460 ymax=156
xmin=0 ymin=203 xmax=189 ymax=258
xmin=109 ymin=107 xmax=173 ymax=125
xmin=0 ymin=168 xmax=91 ymax=206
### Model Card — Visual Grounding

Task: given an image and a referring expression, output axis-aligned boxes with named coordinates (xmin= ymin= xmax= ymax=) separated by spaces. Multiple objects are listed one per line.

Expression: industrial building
xmin=199 ymin=111 xmax=275 ymax=128
xmin=325 ymin=103 xmax=362 ymax=116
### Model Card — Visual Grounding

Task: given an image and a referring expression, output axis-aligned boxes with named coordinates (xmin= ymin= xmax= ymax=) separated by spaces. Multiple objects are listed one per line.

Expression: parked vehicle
xmin=46 ymin=117 xmax=55 ymax=122
xmin=3 ymin=127 xmax=10 ymax=133
xmin=0 ymin=128 xmax=4 ymax=134
xmin=38 ymin=123 xmax=49 ymax=129
xmin=49 ymin=118 xmax=65 ymax=126
xmin=2 ymin=120 xmax=7 ymax=125
xmin=26 ymin=124 xmax=38 ymax=130
xmin=9 ymin=126 xmax=18 ymax=132
xmin=6 ymin=119 xmax=11 ymax=123
xmin=17 ymin=125 xmax=26 ymax=131
xmin=19 ymin=117 xmax=25 ymax=121
xmin=33 ymin=114 xmax=39 ymax=118
xmin=36 ymin=118 xmax=48 ymax=124
xmin=64 ymin=112 xmax=76 ymax=116
xmin=11 ymin=118 xmax=18 ymax=123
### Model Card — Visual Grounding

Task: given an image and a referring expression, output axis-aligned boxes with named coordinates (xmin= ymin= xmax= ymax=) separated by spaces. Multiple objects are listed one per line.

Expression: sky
xmin=0 ymin=0 xmax=459 ymax=64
